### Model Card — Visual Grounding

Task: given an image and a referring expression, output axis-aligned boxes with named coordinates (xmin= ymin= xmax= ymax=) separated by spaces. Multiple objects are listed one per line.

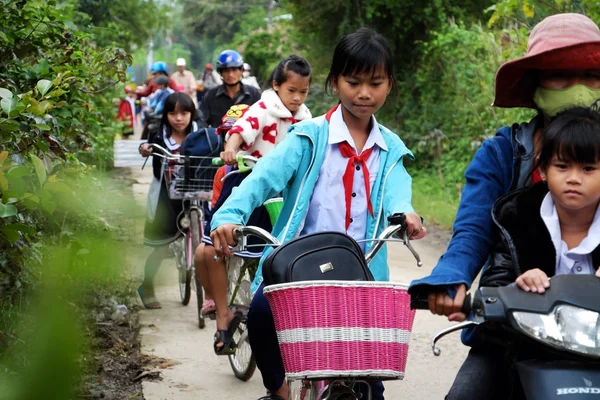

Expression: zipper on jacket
xmin=371 ymin=158 xmax=401 ymax=243
xmin=490 ymin=193 xmax=522 ymax=276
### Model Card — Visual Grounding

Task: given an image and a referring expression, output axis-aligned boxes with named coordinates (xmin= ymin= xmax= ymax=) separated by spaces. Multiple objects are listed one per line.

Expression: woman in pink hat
xmin=409 ymin=13 xmax=600 ymax=399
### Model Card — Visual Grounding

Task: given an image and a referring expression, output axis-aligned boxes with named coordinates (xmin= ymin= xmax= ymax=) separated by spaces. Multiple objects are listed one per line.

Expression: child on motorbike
xmin=482 ymin=107 xmax=600 ymax=292
xmin=137 ymin=92 xmax=198 ymax=309
xmin=202 ymin=55 xmax=313 ymax=353
xmin=448 ymin=107 xmax=600 ymax=400
xmin=210 ymin=28 xmax=424 ymax=400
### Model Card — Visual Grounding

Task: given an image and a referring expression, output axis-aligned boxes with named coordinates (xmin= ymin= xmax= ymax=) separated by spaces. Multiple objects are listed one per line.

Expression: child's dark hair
xmin=160 ymin=92 xmax=197 ymax=136
xmin=325 ymin=28 xmax=397 ymax=95
xmin=537 ymin=107 xmax=600 ymax=172
xmin=268 ymin=55 xmax=312 ymax=88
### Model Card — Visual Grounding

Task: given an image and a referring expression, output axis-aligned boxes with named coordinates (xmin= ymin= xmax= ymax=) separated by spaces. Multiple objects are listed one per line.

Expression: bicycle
xmin=144 ymin=143 xmax=217 ymax=329
xmin=231 ymin=214 xmax=423 ymax=400
xmin=198 ymin=154 xmax=283 ymax=381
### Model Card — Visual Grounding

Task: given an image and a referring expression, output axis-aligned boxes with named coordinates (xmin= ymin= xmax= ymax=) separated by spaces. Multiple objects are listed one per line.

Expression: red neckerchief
xmin=325 ymin=104 xmax=374 ymax=229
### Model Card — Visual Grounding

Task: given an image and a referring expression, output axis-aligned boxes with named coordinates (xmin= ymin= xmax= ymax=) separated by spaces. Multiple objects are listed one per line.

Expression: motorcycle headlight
xmin=513 ymin=305 xmax=600 ymax=357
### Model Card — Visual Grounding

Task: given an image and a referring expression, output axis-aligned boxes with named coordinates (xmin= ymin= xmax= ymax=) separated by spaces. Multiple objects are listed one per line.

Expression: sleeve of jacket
xmin=210 ymin=131 xmax=306 ymax=230
xmin=480 ymin=233 xmax=519 ymax=287
xmin=409 ymin=128 xmax=514 ymax=295
xmin=384 ymin=158 xmax=415 ymax=217
xmin=168 ymin=78 xmax=179 ymax=91
xmin=137 ymin=82 xmax=153 ymax=98
xmin=225 ymin=103 xmax=266 ymax=146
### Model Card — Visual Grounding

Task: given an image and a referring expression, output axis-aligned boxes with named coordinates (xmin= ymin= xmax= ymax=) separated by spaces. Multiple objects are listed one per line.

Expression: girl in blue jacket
xmin=210 ymin=28 xmax=423 ymax=400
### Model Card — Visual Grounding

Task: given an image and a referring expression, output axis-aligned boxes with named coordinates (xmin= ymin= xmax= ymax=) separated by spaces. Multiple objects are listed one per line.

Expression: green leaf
xmin=0 ymin=201 xmax=17 ymax=218
xmin=37 ymin=79 xmax=53 ymax=96
xmin=0 ymin=88 xmax=13 ymax=99
xmin=33 ymin=123 xmax=51 ymax=131
xmin=1 ymin=226 xmax=20 ymax=244
xmin=0 ymin=120 xmax=20 ymax=132
xmin=5 ymin=223 xmax=35 ymax=236
xmin=1 ymin=97 xmax=17 ymax=116
xmin=30 ymin=154 xmax=46 ymax=185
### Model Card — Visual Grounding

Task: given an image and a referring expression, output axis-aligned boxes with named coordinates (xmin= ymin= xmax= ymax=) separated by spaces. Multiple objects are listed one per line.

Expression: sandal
xmin=201 ymin=299 xmax=216 ymax=317
xmin=213 ymin=314 xmax=241 ymax=355
xmin=137 ymin=286 xmax=162 ymax=309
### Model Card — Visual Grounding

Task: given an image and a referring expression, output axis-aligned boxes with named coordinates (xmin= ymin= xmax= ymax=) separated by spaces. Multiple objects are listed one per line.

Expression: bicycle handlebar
xmin=212 ymin=154 xmax=258 ymax=173
xmin=230 ymin=213 xmax=422 ymax=268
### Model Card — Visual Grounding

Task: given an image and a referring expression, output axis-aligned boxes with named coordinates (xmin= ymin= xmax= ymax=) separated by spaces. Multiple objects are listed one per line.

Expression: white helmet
xmin=243 ymin=62 xmax=251 ymax=71
xmin=176 ymin=58 xmax=186 ymax=67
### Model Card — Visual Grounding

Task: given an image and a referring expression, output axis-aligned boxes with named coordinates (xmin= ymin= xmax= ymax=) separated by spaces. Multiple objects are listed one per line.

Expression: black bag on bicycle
xmin=262 ymin=231 xmax=374 ymax=285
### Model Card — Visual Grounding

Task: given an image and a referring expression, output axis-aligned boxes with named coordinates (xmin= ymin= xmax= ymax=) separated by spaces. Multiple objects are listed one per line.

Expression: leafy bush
xmin=0 ymin=0 xmax=134 ymax=363
xmin=396 ymin=21 xmax=535 ymax=190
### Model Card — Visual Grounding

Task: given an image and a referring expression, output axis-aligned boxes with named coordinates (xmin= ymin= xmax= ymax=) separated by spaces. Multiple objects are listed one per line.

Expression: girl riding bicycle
xmin=138 ymin=92 xmax=198 ymax=309
xmin=210 ymin=28 xmax=424 ymax=400
xmin=199 ymin=55 xmax=313 ymax=352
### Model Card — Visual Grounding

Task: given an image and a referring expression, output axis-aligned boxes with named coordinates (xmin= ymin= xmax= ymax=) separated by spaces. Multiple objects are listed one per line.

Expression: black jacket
xmin=481 ymin=182 xmax=600 ymax=287
xmin=199 ymin=83 xmax=261 ymax=128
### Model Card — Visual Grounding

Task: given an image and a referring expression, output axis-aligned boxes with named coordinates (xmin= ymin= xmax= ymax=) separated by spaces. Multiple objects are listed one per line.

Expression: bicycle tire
xmin=228 ymin=321 xmax=256 ymax=381
xmin=194 ymin=272 xmax=205 ymax=329
xmin=179 ymin=227 xmax=194 ymax=306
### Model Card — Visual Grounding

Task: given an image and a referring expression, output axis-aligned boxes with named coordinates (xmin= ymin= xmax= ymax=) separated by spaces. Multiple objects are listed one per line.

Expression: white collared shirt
xmin=540 ymin=193 xmax=600 ymax=275
xmin=300 ymin=106 xmax=388 ymax=250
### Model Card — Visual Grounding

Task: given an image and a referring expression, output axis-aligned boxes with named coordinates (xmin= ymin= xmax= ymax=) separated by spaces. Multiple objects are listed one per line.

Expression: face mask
xmin=533 ymin=84 xmax=600 ymax=118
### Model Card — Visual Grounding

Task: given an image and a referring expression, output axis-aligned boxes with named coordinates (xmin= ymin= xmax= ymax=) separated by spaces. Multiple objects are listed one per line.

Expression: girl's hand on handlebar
xmin=220 ymin=150 xmax=238 ymax=165
xmin=516 ymin=268 xmax=550 ymax=294
xmin=405 ymin=212 xmax=426 ymax=239
xmin=210 ymin=224 xmax=242 ymax=258
xmin=139 ymin=143 xmax=153 ymax=157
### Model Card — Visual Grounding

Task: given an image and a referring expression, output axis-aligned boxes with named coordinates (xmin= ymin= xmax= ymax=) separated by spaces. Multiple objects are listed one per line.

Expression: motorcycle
xmin=412 ymin=275 xmax=600 ymax=400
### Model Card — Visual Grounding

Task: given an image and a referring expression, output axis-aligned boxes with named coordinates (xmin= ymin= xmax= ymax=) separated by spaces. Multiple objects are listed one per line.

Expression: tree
xmin=73 ymin=0 xmax=169 ymax=52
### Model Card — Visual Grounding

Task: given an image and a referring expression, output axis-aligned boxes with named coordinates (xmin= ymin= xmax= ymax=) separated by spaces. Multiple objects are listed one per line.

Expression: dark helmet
xmin=153 ymin=75 xmax=170 ymax=86
xmin=216 ymin=50 xmax=244 ymax=72
xmin=150 ymin=61 xmax=168 ymax=74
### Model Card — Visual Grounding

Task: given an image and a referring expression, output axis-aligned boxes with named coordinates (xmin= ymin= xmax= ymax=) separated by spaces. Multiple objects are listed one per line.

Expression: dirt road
xmin=129 ymin=166 xmax=469 ymax=400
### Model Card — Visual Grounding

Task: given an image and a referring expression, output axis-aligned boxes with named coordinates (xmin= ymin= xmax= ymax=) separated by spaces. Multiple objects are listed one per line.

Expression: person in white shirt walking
xmin=172 ymin=58 xmax=197 ymax=107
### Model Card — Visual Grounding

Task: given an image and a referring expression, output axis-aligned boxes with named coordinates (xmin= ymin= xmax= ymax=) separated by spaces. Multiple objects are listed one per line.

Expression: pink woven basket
xmin=263 ymin=280 xmax=416 ymax=380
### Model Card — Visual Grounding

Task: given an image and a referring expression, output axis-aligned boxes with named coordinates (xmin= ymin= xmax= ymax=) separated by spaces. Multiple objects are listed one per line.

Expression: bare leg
xmin=271 ymin=382 xmax=289 ymax=399
xmin=204 ymin=245 xmax=233 ymax=349
xmin=194 ymin=243 xmax=213 ymax=300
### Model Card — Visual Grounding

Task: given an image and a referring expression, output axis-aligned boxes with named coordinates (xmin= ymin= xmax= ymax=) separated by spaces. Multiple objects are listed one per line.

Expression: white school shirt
xmin=300 ymin=106 xmax=388 ymax=251
xmin=540 ymin=193 xmax=600 ymax=275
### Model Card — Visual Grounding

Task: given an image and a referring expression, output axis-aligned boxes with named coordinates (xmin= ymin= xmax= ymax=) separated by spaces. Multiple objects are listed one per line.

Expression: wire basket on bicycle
xmin=162 ymin=155 xmax=218 ymax=201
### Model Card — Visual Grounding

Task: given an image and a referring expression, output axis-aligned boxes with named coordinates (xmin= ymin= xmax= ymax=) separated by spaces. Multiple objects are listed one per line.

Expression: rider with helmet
xmin=242 ymin=63 xmax=260 ymax=89
xmin=136 ymin=61 xmax=179 ymax=97
xmin=199 ymin=50 xmax=261 ymax=128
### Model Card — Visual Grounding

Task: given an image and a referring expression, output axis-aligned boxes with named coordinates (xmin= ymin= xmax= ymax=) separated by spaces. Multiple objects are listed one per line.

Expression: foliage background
xmin=3 ymin=0 xmax=600 ymax=396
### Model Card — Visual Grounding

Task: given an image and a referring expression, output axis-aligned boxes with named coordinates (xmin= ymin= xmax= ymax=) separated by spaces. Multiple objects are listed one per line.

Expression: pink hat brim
xmin=493 ymin=41 xmax=600 ymax=109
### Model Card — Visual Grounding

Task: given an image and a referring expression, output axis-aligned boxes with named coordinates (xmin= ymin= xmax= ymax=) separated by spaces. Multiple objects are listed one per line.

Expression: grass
xmin=411 ymin=173 xmax=460 ymax=230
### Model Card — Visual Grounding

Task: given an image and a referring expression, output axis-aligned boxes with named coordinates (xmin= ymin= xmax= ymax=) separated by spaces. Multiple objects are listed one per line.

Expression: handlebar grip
xmin=212 ymin=157 xmax=224 ymax=166
xmin=387 ymin=213 xmax=406 ymax=227
xmin=410 ymin=292 xmax=473 ymax=316
xmin=461 ymin=293 xmax=472 ymax=315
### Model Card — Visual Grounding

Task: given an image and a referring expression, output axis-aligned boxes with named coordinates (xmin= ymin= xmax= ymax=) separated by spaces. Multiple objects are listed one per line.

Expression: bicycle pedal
xmin=202 ymin=311 xmax=217 ymax=321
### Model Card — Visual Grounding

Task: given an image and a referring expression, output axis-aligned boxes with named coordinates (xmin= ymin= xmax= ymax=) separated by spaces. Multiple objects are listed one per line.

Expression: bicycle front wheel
xmin=228 ymin=320 xmax=256 ymax=381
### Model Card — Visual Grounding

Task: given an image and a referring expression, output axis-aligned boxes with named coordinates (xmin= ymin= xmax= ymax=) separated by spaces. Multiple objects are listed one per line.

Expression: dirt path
xmin=128 ymin=165 xmax=469 ymax=399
